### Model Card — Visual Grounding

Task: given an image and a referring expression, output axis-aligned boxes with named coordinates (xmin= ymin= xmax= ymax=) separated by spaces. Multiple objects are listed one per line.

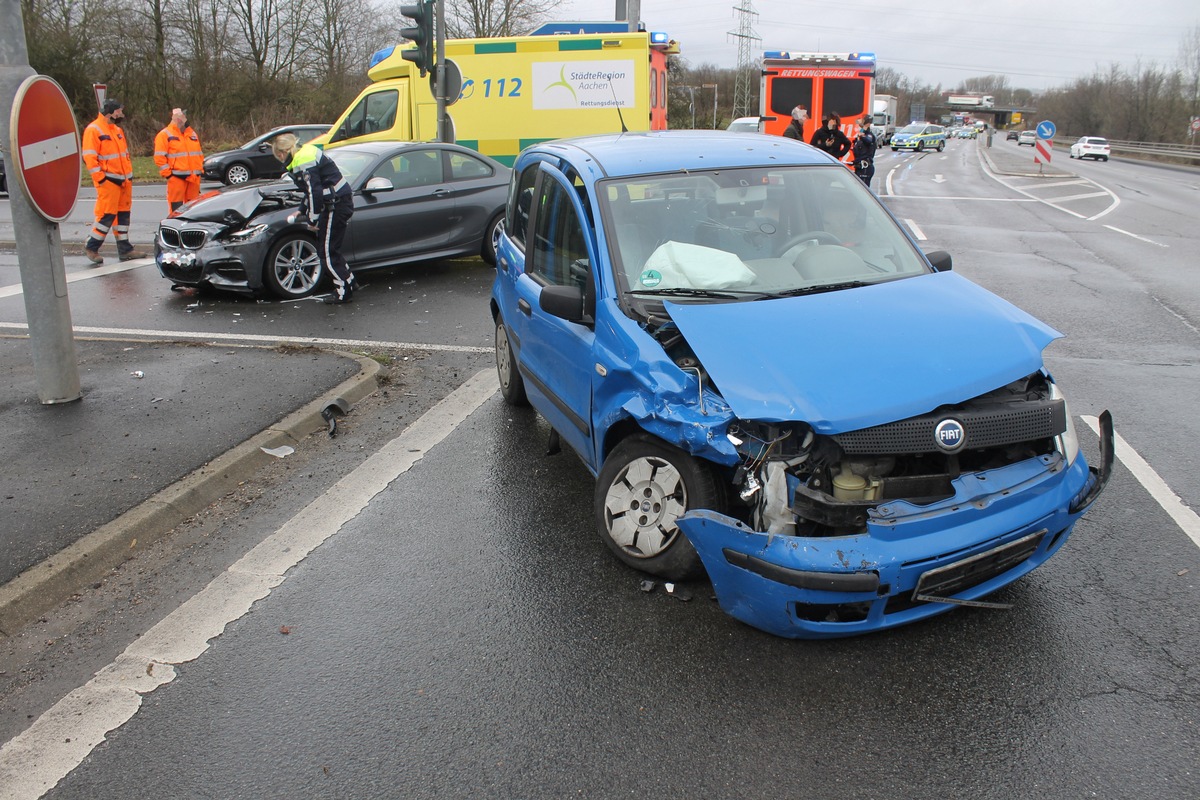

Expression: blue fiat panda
xmin=489 ymin=130 xmax=1112 ymax=639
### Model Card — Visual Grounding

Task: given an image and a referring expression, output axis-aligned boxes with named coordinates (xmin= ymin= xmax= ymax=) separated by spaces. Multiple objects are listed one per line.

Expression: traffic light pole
xmin=0 ymin=0 xmax=82 ymax=404
xmin=436 ymin=0 xmax=449 ymax=143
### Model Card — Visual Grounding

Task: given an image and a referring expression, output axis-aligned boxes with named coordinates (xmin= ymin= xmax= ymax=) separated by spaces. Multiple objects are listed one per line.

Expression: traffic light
xmin=400 ymin=0 xmax=435 ymax=77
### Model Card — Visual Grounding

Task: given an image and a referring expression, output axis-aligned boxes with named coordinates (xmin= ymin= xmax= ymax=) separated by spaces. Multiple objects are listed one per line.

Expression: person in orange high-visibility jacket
xmin=81 ymin=99 xmax=146 ymax=264
xmin=154 ymin=108 xmax=203 ymax=213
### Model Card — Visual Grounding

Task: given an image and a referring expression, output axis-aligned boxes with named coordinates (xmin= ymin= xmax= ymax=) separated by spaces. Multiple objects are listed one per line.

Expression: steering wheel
xmin=777 ymin=231 xmax=843 ymax=256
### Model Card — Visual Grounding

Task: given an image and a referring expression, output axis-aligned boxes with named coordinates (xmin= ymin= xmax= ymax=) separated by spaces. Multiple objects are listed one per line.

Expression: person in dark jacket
xmin=852 ymin=114 xmax=878 ymax=188
xmin=810 ymin=112 xmax=852 ymax=160
xmin=782 ymin=105 xmax=808 ymax=140
xmin=272 ymin=133 xmax=356 ymax=304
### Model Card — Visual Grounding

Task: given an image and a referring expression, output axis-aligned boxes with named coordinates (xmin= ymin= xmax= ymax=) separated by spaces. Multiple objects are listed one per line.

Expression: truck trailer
xmin=871 ymin=93 xmax=897 ymax=144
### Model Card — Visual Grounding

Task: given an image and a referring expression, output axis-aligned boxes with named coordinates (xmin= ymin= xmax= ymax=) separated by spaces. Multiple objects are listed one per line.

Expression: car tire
xmin=916 ymin=141 xmax=924 ymax=152
xmin=263 ymin=232 xmax=322 ymax=299
xmin=495 ymin=319 xmax=528 ymax=406
xmin=480 ymin=211 xmax=504 ymax=266
xmin=225 ymin=163 xmax=252 ymax=185
xmin=594 ymin=434 xmax=725 ymax=581
xmin=1101 ymin=156 xmax=1109 ymax=162
xmin=937 ymin=140 xmax=945 ymax=152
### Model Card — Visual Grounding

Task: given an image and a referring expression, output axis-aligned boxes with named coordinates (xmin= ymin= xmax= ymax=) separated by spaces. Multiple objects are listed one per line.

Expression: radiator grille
xmin=832 ymin=400 xmax=1065 ymax=455
xmin=159 ymin=227 xmax=207 ymax=250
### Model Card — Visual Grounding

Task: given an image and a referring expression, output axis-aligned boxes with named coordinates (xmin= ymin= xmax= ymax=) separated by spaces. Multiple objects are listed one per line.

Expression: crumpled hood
xmin=176 ymin=179 xmax=297 ymax=223
xmin=664 ymin=271 xmax=1062 ymax=433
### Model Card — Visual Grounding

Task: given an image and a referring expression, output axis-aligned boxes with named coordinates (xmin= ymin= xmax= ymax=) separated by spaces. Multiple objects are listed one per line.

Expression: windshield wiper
xmin=757 ymin=280 xmax=870 ymax=299
xmin=626 ymin=287 xmax=760 ymax=300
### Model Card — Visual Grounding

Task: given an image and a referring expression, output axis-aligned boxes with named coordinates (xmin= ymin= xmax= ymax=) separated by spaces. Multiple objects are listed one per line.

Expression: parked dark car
xmin=202 ymin=124 xmax=330 ymax=185
xmin=158 ymin=141 xmax=511 ymax=299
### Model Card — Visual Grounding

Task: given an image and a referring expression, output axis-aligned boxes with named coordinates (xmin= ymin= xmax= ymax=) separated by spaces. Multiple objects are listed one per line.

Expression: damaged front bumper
xmin=678 ymin=412 xmax=1114 ymax=639
xmin=155 ymin=224 xmax=269 ymax=295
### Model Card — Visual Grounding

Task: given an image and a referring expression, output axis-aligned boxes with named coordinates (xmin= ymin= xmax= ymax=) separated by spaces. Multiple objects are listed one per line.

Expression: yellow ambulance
xmin=322 ymin=30 xmax=678 ymax=165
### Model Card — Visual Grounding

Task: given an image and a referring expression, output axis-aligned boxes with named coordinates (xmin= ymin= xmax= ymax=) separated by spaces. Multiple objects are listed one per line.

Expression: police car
xmin=890 ymin=123 xmax=946 ymax=152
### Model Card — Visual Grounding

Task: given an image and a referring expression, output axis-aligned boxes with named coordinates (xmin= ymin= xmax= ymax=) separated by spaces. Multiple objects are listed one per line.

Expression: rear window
xmin=1087 ymin=138 xmax=1108 ymax=145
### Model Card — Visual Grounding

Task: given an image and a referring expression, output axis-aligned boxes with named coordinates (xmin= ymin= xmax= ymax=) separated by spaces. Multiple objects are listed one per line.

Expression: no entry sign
xmin=9 ymin=75 xmax=81 ymax=222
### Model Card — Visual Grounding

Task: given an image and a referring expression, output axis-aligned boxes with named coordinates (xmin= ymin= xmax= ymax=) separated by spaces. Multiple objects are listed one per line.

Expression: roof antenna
xmin=610 ymin=82 xmax=628 ymax=133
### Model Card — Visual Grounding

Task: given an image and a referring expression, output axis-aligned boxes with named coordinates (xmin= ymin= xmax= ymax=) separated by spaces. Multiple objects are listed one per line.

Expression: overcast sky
xmin=550 ymin=0 xmax=1197 ymax=91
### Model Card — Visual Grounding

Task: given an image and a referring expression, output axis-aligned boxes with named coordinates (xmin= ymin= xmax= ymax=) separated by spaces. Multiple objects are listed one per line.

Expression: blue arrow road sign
xmin=1037 ymin=120 xmax=1056 ymax=139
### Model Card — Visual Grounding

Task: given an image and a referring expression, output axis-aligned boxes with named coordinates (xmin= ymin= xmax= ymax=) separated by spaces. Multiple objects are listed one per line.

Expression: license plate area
xmin=913 ymin=529 xmax=1047 ymax=601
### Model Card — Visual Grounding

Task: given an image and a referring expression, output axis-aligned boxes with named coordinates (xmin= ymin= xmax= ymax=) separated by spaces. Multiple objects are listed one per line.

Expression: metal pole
xmin=0 ymin=0 xmax=81 ymax=403
xmin=435 ymin=0 xmax=449 ymax=142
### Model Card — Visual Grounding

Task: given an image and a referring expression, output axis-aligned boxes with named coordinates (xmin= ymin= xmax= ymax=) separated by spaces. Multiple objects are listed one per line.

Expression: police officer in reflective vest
xmin=271 ymin=133 xmax=356 ymax=304
xmin=81 ymin=99 xmax=146 ymax=264
xmin=154 ymin=108 xmax=204 ymax=213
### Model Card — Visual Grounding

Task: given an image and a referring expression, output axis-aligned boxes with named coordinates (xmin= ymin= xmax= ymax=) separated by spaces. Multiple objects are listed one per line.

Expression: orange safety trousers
xmin=87 ymin=179 xmax=134 ymax=252
xmin=167 ymin=176 xmax=201 ymax=212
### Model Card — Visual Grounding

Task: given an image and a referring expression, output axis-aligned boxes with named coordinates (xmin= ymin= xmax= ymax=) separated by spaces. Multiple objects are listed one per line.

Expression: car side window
xmin=448 ymin=152 xmax=493 ymax=180
xmin=529 ymin=178 xmax=588 ymax=289
xmin=507 ymin=165 xmax=538 ymax=251
xmin=391 ymin=150 xmax=443 ymax=188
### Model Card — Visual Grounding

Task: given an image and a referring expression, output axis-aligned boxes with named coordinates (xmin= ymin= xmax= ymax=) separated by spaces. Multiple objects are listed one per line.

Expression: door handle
xmin=518 ymin=298 xmax=532 ymax=316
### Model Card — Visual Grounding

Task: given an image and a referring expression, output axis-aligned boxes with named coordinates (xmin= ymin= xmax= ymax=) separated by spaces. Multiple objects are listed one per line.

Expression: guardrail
xmin=1104 ymin=139 xmax=1200 ymax=161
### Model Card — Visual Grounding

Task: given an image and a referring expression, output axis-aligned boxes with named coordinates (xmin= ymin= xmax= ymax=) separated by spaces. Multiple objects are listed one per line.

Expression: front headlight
xmin=1050 ymin=382 xmax=1080 ymax=464
xmin=224 ymin=223 xmax=270 ymax=245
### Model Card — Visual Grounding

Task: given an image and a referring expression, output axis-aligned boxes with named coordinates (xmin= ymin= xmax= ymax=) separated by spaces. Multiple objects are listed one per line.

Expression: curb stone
xmin=0 ymin=349 xmax=381 ymax=638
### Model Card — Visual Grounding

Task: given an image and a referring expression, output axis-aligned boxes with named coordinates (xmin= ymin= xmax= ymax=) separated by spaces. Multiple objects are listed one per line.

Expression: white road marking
xmin=0 ymin=260 xmax=149 ymax=299
xmin=883 ymin=196 xmax=1036 ymax=202
xmin=978 ymin=147 xmax=1121 ymax=222
xmin=0 ymin=322 xmax=493 ymax=355
xmin=903 ymin=218 xmax=927 ymax=240
xmin=1103 ymin=225 xmax=1169 ymax=248
xmin=0 ymin=369 xmax=499 ymax=799
xmin=1082 ymin=416 xmax=1200 ymax=551
xmin=1030 ymin=179 xmax=1090 ymax=190
xmin=1047 ymin=191 xmax=1113 ymax=203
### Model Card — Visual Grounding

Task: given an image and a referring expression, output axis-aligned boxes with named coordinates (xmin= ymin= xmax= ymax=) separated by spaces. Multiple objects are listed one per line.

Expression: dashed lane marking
xmin=1103 ymin=225 xmax=1168 ymax=248
xmin=903 ymin=219 xmax=927 ymax=240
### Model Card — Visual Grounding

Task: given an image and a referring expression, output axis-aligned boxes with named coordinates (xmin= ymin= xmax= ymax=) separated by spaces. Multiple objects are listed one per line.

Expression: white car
xmin=726 ymin=116 xmax=764 ymax=133
xmin=1070 ymin=136 xmax=1111 ymax=161
xmin=1017 ymin=130 xmax=1037 ymax=147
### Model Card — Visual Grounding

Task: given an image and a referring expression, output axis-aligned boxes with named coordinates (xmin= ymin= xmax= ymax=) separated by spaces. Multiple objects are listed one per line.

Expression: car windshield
xmin=727 ymin=121 xmax=760 ymax=133
xmin=897 ymin=124 xmax=925 ymax=135
xmin=598 ymin=165 xmax=931 ymax=310
xmin=325 ymin=148 xmax=383 ymax=185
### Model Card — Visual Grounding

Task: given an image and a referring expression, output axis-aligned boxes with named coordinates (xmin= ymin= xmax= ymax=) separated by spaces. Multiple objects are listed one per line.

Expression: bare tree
xmin=1178 ymin=24 xmax=1200 ymax=130
xmin=441 ymin=0 xmax=564 ymax=39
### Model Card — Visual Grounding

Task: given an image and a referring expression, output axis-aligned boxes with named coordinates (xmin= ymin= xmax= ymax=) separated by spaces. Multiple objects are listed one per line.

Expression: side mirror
xmin=925 ymin=250 xmax=953 ymax=272
xmin=363 ymin=176 xmax=394 ymax=194
xmin=540 ymin=283 xmax=594 ymax=325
